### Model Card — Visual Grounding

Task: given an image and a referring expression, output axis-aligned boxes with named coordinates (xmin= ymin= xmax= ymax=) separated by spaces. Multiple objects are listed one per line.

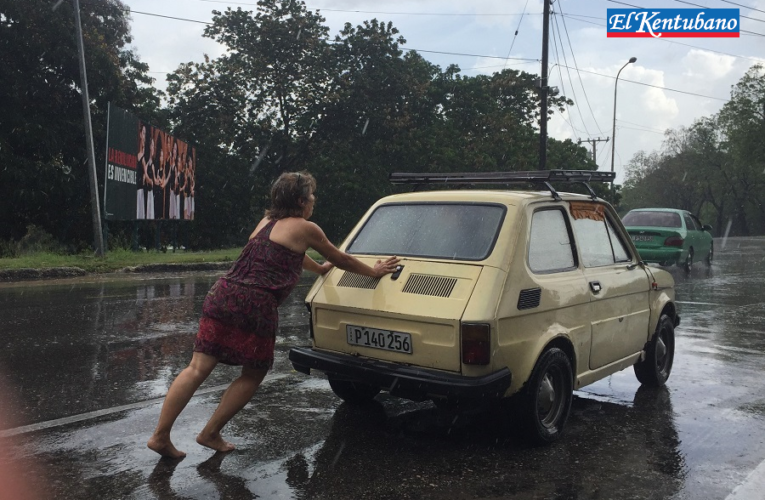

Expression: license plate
xmin=631 ymin=235 xmax=653 ymax=242
xmin=346 ymin=325 xmax=412 ymax=354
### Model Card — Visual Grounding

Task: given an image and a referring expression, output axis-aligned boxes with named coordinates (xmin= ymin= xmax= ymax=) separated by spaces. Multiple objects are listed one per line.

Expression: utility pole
xmin=538 ymin=0 xmax=550 ymax=170
xmin=578 ymin=137 xmax=610 ymax=165
xmin=73 ymin=0 xmax=105 ymax=257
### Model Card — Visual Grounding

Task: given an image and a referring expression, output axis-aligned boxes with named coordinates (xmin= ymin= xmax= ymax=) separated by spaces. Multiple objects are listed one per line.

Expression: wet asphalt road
xmin=0 ymin=237 xmax=764 ymax=499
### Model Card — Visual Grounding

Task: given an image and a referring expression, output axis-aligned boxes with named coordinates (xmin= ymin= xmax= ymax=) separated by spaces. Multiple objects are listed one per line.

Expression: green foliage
xmin=0 ymin=0 xmax=164 ymax=248
xmin=3 ymin=0 xmax=601 ymax=251
xmin=622 ymin=65 xmax=765 ymax=236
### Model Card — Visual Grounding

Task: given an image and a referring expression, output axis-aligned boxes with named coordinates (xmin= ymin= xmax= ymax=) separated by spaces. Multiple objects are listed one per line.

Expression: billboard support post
xmin=73 ymin=0 xmax=104 ymax=257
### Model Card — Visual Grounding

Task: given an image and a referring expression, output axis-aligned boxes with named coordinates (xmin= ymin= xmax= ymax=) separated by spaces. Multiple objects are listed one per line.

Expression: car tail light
xmin=305 ymin=302 xmax=314 ymax=339
xmin=461 ymin=323 xmax=490 ymax=365
xmin=664 ymin=236 xmax=684 ymax=247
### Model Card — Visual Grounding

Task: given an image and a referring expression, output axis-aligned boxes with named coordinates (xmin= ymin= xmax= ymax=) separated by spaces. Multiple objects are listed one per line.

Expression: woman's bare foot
xmin=147 ymin=435 xmax=187 ymax=459
xmin=196 ymin=432 xmax=236 ymax=453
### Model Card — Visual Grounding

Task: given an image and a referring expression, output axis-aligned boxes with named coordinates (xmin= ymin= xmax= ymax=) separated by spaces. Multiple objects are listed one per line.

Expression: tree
xmin=0 ymin=0 xmax=162 ymax=250
xmin=164 ymin=1 xmax=598 ymax=245
xmin=717 ymin=64 xmax=765 ymax=236
xmin=166 ymin=0 xmax=337 ymax=246
xmin=622 ymin=65 xmax=765 ymax=236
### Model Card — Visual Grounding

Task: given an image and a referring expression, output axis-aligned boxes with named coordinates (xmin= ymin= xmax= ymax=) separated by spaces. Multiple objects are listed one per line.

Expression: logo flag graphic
xmin=607 ymin=9 xmax=739 ymax=38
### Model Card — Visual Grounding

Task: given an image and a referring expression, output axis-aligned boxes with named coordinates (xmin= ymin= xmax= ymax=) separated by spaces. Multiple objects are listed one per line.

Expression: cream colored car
xmin=290 ymin=171 xmax=679 ymax=444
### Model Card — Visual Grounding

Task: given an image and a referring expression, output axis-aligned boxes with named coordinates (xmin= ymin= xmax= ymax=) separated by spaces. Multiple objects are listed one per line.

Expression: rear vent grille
xmin=517 ymin=288 xmax=542 ymax=310
xmin=337 ymin=272 xmax=380 ymax=289
xmin=402 ymin=274 xmax=457 ymax=298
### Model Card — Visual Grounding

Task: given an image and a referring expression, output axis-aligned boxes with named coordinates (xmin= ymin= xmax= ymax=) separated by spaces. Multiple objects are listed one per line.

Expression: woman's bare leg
xmin=196 ymin=366 xmax=267 ymax=452
xmin=147 ymin=352 xmax=218 ymax=458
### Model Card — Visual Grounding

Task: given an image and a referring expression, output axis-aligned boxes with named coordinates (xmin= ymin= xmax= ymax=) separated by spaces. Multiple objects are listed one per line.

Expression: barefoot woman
xmin=147 ymin=171 xmax=400 ymax=458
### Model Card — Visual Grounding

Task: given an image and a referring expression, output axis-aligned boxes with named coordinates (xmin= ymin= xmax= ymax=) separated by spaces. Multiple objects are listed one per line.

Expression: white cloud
xmin=682 ymin=49 xmax=736 ymax=79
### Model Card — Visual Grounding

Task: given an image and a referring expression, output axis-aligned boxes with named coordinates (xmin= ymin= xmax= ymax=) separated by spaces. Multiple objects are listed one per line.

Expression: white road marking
xmin=0 ymin=373 xmax=289 ymax=439
xmin=726 ymin=458 xmax=765 ymax=500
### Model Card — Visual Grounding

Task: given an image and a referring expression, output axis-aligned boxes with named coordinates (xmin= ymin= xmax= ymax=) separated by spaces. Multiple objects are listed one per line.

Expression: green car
xmin=622 ymin=208 xmax=714 ymax=272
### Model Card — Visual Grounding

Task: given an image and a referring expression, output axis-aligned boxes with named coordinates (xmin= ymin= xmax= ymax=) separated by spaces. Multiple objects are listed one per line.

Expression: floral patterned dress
xmin=194 ymin=219 xmax=304 ymax=370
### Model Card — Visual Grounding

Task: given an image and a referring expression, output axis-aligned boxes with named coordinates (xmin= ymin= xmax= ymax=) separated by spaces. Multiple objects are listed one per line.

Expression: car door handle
xmin=589 ymin=281 xmax=602 ymax=294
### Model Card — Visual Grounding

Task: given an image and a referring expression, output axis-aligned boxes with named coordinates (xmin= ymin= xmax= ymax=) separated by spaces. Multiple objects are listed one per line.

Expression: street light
xmin=610 ymin=56 xmax=637 ymax=181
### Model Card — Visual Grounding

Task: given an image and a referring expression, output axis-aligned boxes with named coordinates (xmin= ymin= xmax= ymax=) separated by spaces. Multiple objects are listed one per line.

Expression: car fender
xmin=646 ymin=267 xmax=677 ymax=338
xmin=499 ymin=323 xmax=577 ymax=396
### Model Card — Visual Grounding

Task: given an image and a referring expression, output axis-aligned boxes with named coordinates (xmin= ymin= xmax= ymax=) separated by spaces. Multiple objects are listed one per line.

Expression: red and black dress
xmin=194 ymin=219 xmax=304 ymax=370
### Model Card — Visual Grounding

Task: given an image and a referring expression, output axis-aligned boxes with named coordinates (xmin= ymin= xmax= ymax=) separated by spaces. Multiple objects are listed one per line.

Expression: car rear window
xmin=347 ymin=203 xmax=506 ymax=260
xmin=622 ymin=211 xmax=681 ymax=228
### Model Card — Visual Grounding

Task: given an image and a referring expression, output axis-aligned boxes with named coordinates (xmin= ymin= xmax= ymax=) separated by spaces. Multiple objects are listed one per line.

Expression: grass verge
xmin=0 ymin=248 xmax=324 ymax=273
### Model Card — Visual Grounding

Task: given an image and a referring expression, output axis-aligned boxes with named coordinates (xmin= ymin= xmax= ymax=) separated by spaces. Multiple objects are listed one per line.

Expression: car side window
xmin=571 ymin=208 xmax=631 ymax=267
xmin=683 ymin=213 xmax=697 ymax=231
xmin=606 ymin=218 xmax=631 ymax=262
xmin=528 ymin=209 xmax=576 ymax=273
xmin=691 ymin=214 xmax=705 ymax=230
xmin=573 ymin=218 xmax=614 ymax=267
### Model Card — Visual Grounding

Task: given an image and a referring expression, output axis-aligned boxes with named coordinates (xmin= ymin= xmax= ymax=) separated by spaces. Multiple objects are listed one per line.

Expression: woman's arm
xmin=303 ymin=221 xmax=399 ymax=278
xmin=302 ymin=254 xmax=333 ymax=275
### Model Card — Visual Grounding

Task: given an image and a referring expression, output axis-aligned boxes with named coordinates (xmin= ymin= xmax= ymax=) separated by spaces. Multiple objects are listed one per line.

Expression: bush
xmin=0 ymin=239 xmax=19 ymax=258
xmin=16 ymin=224 xmax=63 ymax=255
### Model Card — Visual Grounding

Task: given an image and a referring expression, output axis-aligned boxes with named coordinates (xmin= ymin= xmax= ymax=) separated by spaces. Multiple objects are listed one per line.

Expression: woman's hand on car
xmin=320 ymin=262 xmax=334 ymax=275
xmin=373 ymin=256 xmax=401 ymax=278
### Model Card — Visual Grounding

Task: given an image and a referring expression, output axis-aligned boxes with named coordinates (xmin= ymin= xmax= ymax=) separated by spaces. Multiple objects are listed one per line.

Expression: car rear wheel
xmin=517 ymin=348 xmax=573 ymax=445
xmin=634 ymin=314 xmax=675 ymax=387
xmin=705 ymin=243 xmax=713 ymax=267
xmin=328 ymin=376 xmax=380 ymax=405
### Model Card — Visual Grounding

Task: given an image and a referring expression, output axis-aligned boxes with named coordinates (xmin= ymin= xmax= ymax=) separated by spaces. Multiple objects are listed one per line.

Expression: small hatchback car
xmin=622 ymin=208 xmax=713 ymax=272
xmin=290 ymin=170 xmax=679 ymax=444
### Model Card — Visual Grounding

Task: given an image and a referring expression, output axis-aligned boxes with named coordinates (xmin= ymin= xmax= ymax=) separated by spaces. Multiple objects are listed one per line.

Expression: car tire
xmin=705 ymin=243 xmax=713 ymax=267
xmin=517 ymin=348 xmax=573 ymax=445
xmin=683 ymin=248 xmax=694 ymax=273
xmin=328 ymin=377 xmax=380 ymax=405
xmin=634 ymin=314 xmax=675 ymax=387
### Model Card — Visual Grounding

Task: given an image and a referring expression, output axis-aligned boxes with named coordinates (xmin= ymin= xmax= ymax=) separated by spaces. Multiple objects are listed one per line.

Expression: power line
xmin=550 ymin=12 xmax=591 ymax=137
xmin=555 ymin=2 xmax=607 ymax=136
xmin=562 ymin=13 xmax=763 ymax=63
xmin=128 ymin=9 xmax=211 ymax=24
xmin=557 ymin=64 xmax=730 ymax=101
xmin=618 ymin=124 xmax=667 ymax=135
xmin=674 ymin=0 xmax=765 ymax=24
xmin=502 ymin=0 xmax=531 ymax=70
xmin=606 ymin=0 xmax=765 ymax=36
xmin=550 ymin=34 xmax=586 ymax=138
xmin=198 ymin=0 xmax=535 ymax=17
xmin=128 ymin=9 xmax=539 ymax=62
xmin=719 ymin=0 xmax=765 ymax=15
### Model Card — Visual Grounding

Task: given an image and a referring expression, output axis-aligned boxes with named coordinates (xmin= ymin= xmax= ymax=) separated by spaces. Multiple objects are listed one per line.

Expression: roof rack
xmin=388 ymin=170 xmax=616 ymax=201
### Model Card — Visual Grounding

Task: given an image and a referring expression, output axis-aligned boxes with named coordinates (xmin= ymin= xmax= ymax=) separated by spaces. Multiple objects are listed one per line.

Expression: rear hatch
xmin=309 ymin=200 xmax=509 ymax=374
xmin=310 ymin=259 xmax=483 ymax=373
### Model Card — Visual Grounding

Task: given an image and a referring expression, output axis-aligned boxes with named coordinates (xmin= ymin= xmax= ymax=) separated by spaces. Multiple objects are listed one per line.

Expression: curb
xmin=0 ymin=267 xmax=88 ymax=283
xmin=0 ymin=262 xmax=233 ymax=283
xmin=119 ymin=262 xmax=232 ymax=273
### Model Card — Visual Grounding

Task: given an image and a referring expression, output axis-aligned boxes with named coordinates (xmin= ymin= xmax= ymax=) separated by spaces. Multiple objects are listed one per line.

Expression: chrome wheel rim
xmin=537 ymin=369 xmax=564 ymax=428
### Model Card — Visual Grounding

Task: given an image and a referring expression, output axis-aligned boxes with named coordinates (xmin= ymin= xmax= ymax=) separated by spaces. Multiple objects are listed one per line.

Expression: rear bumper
xmin=636 ymin=247 xmax=682 ymax=264
xmin=289 ymin=347 xmax=512 ymax=401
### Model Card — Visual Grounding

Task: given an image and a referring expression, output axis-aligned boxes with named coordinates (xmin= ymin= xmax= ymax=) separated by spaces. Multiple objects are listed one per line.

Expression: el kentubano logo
xmin=607 ymin=8 xmax=739 ymax=38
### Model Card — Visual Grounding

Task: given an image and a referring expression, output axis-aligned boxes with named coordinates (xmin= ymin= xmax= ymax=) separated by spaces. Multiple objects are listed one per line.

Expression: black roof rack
xmin=388 ymin=170 xmax=615 ymax=201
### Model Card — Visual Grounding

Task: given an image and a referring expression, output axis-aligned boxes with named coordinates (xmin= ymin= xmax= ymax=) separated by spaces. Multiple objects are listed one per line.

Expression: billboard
xmin=104 ymin=104 xmax=196 ymax=221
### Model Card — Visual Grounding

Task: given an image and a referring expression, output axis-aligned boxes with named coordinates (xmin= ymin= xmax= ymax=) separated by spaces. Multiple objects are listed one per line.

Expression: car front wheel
xmin=517 ymin=348 xmax=573 ymax=445
xmin=327 ymin=376 xmax=380 ymax=405
xmin=634 ymin=314 xmax=675 ymax=387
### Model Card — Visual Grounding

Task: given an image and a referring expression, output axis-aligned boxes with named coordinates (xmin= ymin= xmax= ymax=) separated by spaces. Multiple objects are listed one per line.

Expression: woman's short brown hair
xmin=265 ymin=170 xmax=316 ymax=220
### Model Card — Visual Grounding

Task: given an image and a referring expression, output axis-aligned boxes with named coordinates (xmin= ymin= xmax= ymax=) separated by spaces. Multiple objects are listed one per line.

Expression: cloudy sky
xmin=121 ymin=0 xmax=765 ymax=183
